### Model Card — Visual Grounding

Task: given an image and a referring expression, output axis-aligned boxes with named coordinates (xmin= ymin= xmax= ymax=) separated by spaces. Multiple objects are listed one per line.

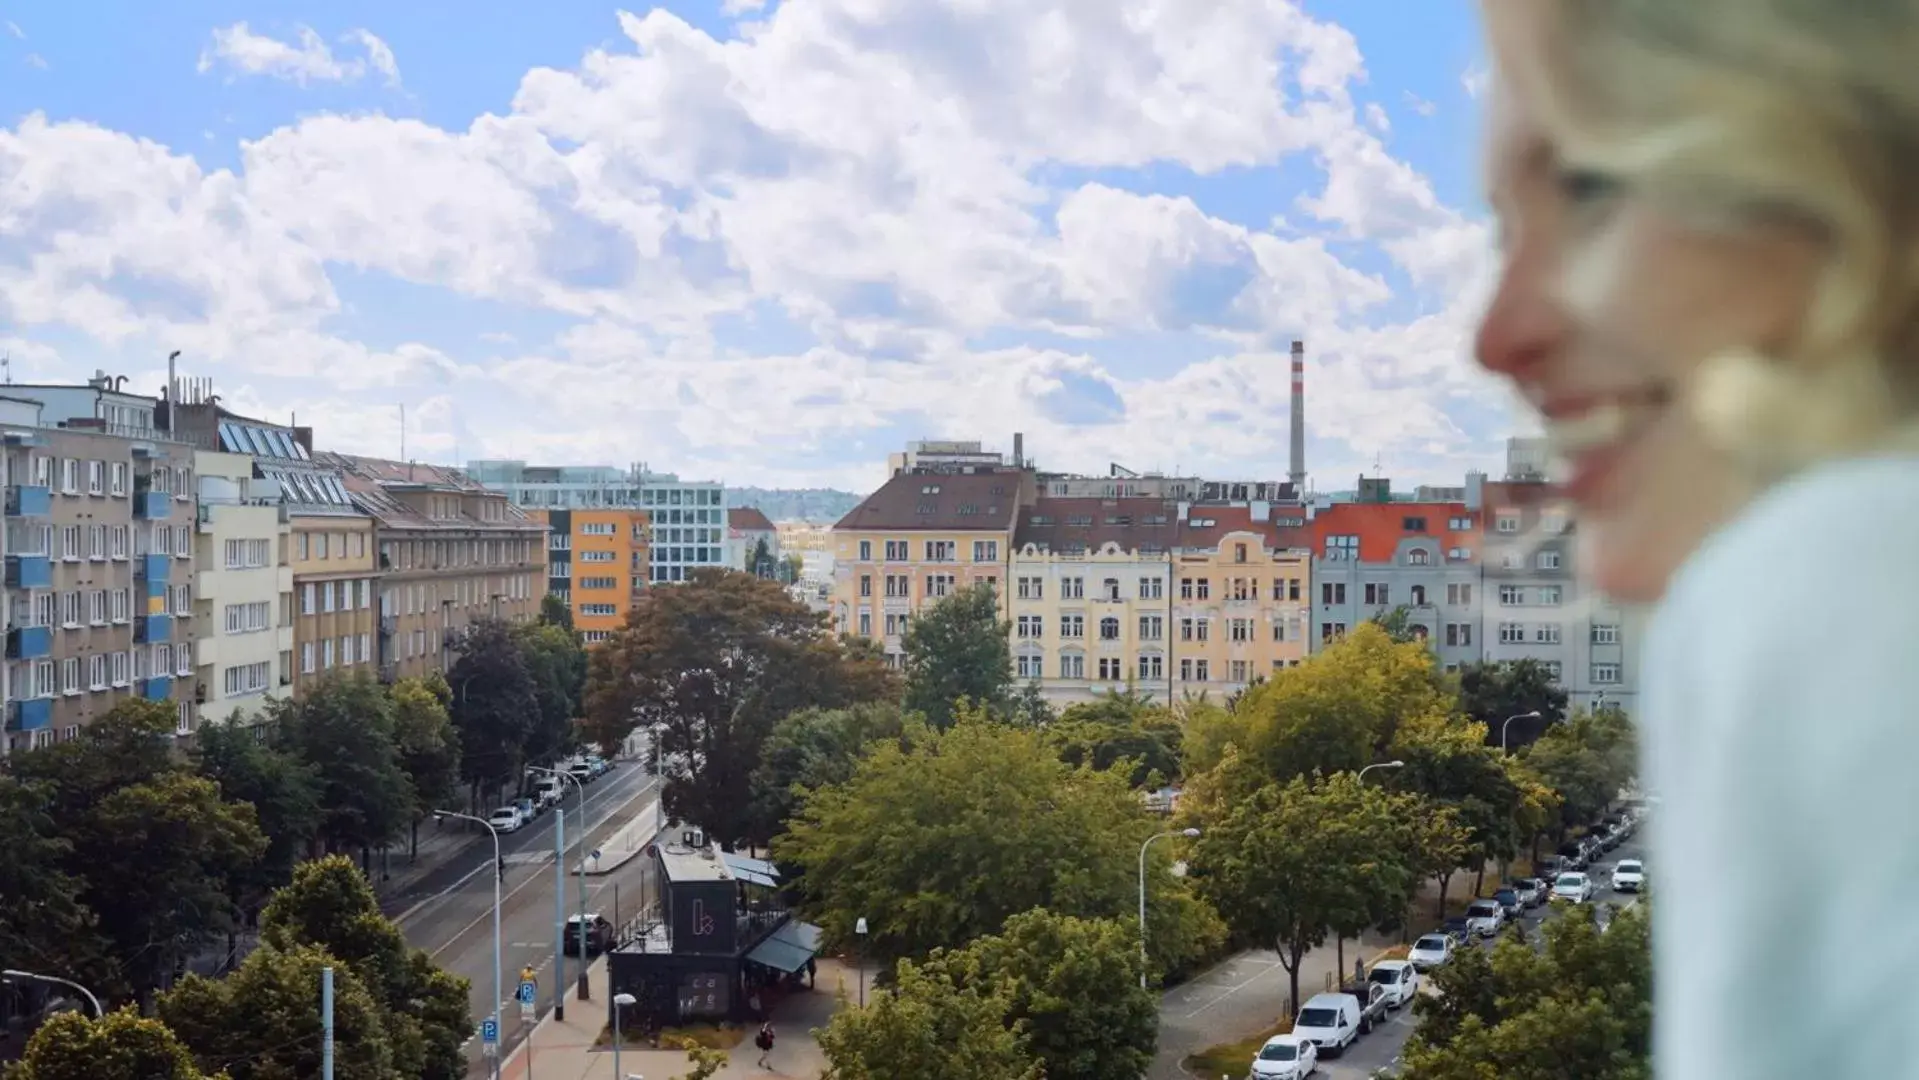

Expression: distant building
xmin=191 ymin=450 xmax=295 ymax=727
xmin=466 ymin=460 xmax=726 ymax=586
xmin=527 ymin=508 xmax=650 ymax=645
xmin=727 ymin=506 xmax=780 ymax=576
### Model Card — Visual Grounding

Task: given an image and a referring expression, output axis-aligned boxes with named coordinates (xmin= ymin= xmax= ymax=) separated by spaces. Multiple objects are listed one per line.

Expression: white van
xmin=1292 ymin=992 xmax=1363 ymax=1056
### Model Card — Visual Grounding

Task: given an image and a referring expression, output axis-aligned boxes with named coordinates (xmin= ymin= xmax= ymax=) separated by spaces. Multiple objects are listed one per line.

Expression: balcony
xmin=139 ymin=554 xmax=171 ymax=583
xmin=133 ymin=490 xmax=170 ymax=520
xmin=5 ymin=484 xmax=51 ymax=517
xmin=7 ymin=625 xmax=51 ymax=660
xmin=5 ymin=697 xmax=52 ymax=732
xmin=140 ymin=675 xmax=175 ymax=701
xmin=134 ymin=614 xmax=173 ymax=644
xmin=378 ymin=615 xmax=396 ymax=638
xmin=5 ymin=554 xmax=51 ymax=590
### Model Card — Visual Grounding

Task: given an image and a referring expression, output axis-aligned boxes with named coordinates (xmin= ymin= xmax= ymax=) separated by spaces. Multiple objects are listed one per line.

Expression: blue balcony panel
xmin=133 ymin=491 xmax=170 ymax=520
xmin=141 ymin=676 xmax=175 ymax=702
xmin=5 ymin=554 xmax=51 ymax=590
xmin=7 ymin=625 xmax=51 ymax=659
xmin=5 ymin=697 xmax=52 ymax=732
xmin=139 ymin=554 xmax=171 ymax=583
xmin=134 ymin=614 xmax=173 ymax=645
xmin=5 ymin=484 xmax=51 ymax=517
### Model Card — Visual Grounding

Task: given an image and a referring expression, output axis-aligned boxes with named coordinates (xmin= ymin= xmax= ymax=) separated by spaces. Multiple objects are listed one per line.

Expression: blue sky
xmin=0 ymin=0 xmax=1509 ymax=493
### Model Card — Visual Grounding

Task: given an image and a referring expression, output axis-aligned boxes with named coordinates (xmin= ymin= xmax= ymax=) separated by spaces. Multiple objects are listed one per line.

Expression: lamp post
xmin=436 ymin=810 xmax=503 ymax=1079
xmin=854 ymin=917 xmax=869 ymax=1007
xmin=530 ymin=764 xmax=591 ymax=1001
xmin=1137 ymin=828 xmax=1201 ymax=989
xmin=1 ymin=969 xmax=102 ymax=1018
xmin=611 ymin=991 xmax=637 ymax=1079
xmin=1358 ymin=760 xmax=1405 ymax=783
xmin=1501 ymin=710 xmax=1544 ymax=753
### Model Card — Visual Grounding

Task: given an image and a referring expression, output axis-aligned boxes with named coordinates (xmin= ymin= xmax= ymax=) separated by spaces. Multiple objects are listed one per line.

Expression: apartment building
xmin=727 ymin=506 xmax=780 ymax=576
xmin=529 ymin=508 xmax=650 ymax=644
xmin=1170 ymin=504 xmax=1313 ymax=695
xmin=2 ymin=401 xmax=196 ymax=753
xmin=831 ymin=468 xmax=1028 ymax=666
xmin=1309 ymin=489 xmax=1486 ymax=672
xmin=191 ymin=450 xmax=294 ymax=726
xmin=466 ymin=460 xmax=725 ymax=584
xmin=319 ymin=455 xmax=545 ymax=682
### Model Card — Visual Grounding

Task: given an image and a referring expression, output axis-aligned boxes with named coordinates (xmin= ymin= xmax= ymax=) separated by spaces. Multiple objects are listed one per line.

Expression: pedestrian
xmin=805 ymin=957 xmax=816 ymax=989
xmin=755 ymin=1021 xmax=775 ymax=1067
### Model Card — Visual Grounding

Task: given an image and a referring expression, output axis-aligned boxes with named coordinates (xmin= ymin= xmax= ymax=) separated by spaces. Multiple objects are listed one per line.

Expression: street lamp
xmin=1 ymin=970 xmax=102 ymax=1018
xmin=611 ymin=991 xmax=637 ymax=1079
xmin=854 ymin=917 xmax=869 ymax=1007
xmin=1138 ymin=828 xmax=1201 ymax=989
xmin=1357 ymin=760 xmax=1405 ymax=783
xmin=436 ymin=809 xmax=504 ymax=1080
xmin=1501 ymin=710 xmax=1544 ymax=753
xmin=529 ymin=764 xmax=591 ymax=1002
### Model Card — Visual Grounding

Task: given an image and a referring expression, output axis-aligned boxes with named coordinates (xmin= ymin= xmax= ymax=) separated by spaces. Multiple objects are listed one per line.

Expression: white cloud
xmin=197 ymin=22 xmax=401 ymax=87
xmin=1462 ymin=64 xmax=1490 ymax=100
xmin=1404 ymin=91 xmax=1436 ymax=117
xmin=6 ymin=20 xmax=22 ymax=39
xmin=23 ymin=51 xmax=44 ymax=69
xmin=5 ymin=0 xmax=1505 ymax=490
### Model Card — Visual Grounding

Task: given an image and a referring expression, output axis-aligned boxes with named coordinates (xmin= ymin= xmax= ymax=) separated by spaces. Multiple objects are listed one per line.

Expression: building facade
xmin=1309 ymin=493 xmax=1486 ymax=672
xmin=726 ymin=506 xmax=780 ymax=576
xmin=831 ymin=468 xmax=1027 ymax=666
xmin=191 ymin=450 xmax=295 ymax=726
xmin=1169 ymin=505 xmax=1313 ymax=695
xmin=466 ymin=460 xmax=725 ymax=584
xmin=530 ymin=507 xmax=650 ymax=644
xmin=320 ymin=455 xmax=545 ymax=682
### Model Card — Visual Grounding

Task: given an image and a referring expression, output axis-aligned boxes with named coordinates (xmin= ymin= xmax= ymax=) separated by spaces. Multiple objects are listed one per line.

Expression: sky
xmin=0 ymin=0 xmax=1514 ymax=494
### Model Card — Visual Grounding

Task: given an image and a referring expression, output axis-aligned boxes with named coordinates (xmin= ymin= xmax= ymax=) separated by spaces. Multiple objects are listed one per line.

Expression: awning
xmin=744 ymin=920 xmax=824 ymax=974
xmin=723 ymin=853 xmax=781 ymax=889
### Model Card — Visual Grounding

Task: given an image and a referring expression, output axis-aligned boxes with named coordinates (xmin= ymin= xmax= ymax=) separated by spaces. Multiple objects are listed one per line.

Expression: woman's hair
xmin=1519 ymin=1 xmax=1919 ymax=476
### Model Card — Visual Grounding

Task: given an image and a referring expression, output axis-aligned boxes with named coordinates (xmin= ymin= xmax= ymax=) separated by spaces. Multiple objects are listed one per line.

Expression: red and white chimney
xmin=1288 ymin=340 xmax=1307 ymax=492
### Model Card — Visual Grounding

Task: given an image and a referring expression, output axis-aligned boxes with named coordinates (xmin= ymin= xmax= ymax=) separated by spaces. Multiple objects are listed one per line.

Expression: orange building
xmin=530 ymin=508 xmax=651 ymax=644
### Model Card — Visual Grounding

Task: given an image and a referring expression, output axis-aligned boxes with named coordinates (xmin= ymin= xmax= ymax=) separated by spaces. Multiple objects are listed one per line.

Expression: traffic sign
xmin=591 ymin=848 xmax=601 ymax=861
xmin=480 ymin=1018 xmax=499 ymax=1056
xmin=517 ymin=981 xmax=537 ymax=1005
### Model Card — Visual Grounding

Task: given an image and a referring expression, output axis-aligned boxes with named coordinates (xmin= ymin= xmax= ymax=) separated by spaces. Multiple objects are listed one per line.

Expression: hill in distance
xmin=732 ymin=486 xmax=865 ymax=524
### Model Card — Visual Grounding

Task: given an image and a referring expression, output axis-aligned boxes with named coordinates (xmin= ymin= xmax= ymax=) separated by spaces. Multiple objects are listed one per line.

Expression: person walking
xmin=754 ymin=1021 xmax=776 ymax=1068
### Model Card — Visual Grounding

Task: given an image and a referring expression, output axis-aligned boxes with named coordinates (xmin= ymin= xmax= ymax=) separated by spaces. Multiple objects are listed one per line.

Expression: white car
xmin=488 ymin=806 xmax=524 ymax=833
xmin=1553 ymin=871 xmax=1595 ymax=904
xmin=1611 ymin=859 xmax=1644 ymax=892
xmin=1250 ymin=1032 xmax=1318 ymax=1079
xmin=1408 ymin=933 xmax=1454 ymax=972
xmin=1367 ymin=959 xmax=1420 ymax=1008
xmin=1293 ymin=992 xmax=1363 ymax=1057
xmin=1465 ymin=898 xmax=1505 ymax=937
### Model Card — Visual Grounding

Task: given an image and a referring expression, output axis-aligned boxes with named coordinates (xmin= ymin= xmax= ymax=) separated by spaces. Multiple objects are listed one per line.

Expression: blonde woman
xmin=1474 ymin=2 xmax=1919 ymax=1076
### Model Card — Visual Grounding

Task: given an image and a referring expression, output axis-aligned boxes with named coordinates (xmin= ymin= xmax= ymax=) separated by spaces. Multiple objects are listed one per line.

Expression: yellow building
xmin=830 ymin=468 xmax=1031 ymax=666
xmin=1170 ymin=506 xmax=1312 ymax=696
xmin=287 ymin=504 xmax=380 ymax=694
xmin=527 ymin=507 xmax=651 ymax=644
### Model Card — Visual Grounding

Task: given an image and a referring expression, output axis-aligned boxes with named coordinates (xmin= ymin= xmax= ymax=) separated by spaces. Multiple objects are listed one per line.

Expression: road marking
xmin=1180 ymin=959 xmax=1285 ymax=1019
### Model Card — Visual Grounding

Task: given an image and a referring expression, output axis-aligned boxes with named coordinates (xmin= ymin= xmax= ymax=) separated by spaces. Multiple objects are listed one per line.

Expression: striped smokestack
xmin=1288 ymin=340 xmax=1306 ymax=491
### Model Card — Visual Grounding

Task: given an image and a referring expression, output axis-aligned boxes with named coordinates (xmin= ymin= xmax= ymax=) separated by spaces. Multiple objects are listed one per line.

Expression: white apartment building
xmin=466 ymin=460 xmax=728 ymax=584
xmin=191 ymin=451 xmax=294 ymax=726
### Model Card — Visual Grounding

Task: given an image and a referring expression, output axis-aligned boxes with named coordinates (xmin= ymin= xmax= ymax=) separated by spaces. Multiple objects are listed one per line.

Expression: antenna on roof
xmin=398 ymin=403 xmax=406 ymax=464
xmin=0 ymin=353 xmax=9 ymax=385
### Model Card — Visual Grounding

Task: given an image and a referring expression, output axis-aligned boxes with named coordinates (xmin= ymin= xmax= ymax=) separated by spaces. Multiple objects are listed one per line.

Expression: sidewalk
xmin=376 ymin=816 xmax=482 ymax=897
xmin=583 ymin=796 xmax=663 ymax=876
xmin=495 ymin=952 xmax=842 ymax=1080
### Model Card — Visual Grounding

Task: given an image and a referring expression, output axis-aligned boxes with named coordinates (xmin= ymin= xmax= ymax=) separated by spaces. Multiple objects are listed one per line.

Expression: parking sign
xmin=480 ymin=1018 xmax=499 ymax=1056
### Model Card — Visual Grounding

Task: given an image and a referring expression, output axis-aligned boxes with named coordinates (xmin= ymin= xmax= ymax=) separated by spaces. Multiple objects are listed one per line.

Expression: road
xmin=393 ymin=761 xmax=664 ymax=1077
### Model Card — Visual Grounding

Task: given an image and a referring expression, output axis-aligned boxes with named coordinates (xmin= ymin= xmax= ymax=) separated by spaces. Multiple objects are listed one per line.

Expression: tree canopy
xmin=1457 ymin=659 xmax=1570 ymax=750
xmin=511 ymin=620 xmax=588 ymax=766
xmin=901 ymin=582 xmax=1012 ymax=730
xmin=1045 ymin=691 xmax=1183 ymax=789
xmin=268 ymin=674 xmax=413 ymax=854
xmin=447 ymin=618 xmax=541 ymax=796
xmin=160 ymin=943 xmax=395 ymax=1080
xmin=744 ymin=701 xmax=911 ymax=846
xmin=1522 ymin=708 xmax=1637 ymax=839
xmin=584 ymin=569 xmax=898 ymax=846
xmin=814 ymin=960 xmax=1041 ymax=1080
xmin=8 ymin=1008 xmax=219 ymax=1080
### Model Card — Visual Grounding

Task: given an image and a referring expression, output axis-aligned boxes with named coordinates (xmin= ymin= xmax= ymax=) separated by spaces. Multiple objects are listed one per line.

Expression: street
xmin=1156 ymin=830 xmax=1650 ymax=1080
xmin=393 ymin=762 xmax=665 ymax=1076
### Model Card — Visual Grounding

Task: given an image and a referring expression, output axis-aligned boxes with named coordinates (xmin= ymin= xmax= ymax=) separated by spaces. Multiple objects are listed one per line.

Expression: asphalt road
xmin=1322 ymin=831 xmax=1651 ymax=1080
xmin=392 ymin=762 xmax=665 ymax=1077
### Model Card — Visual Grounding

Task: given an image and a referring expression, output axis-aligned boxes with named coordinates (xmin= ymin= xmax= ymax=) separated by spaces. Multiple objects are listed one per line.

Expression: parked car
xmin=1506 ymin=878 xmax=1544 ymax=908
xmin=563 ymin=913 xmax=615 ymax=957
xmin=1465 ymin=899 xmax=1505 ymax=938
xmin=1368 ymin=959 xmax=1420 ymax=1009
xmin=1408 ymin=933 xmax=1454 ymax=972
xmin=1553 ymin=871 xmax=1595 ymax=904
xmin=1294 ymin=992 xmax=1367 ymax=1056
xmin=1336 ymin=982 xmax=1393 ymax=1034
xmin=1611 ymin=859 xmax=1645 ymax=892
xmin=1251 ymin=1033 xmax=1319 ymax=1079
xmin=488 ymin=806 xmax=524 ymax=833
xmin=1556 ymin=843 xmax=1589 ymax=871
xmin=1441 ymin=917 xmax=1473 ymax=946
xmin=1493 ymin=887 xmax=1523 ymax=918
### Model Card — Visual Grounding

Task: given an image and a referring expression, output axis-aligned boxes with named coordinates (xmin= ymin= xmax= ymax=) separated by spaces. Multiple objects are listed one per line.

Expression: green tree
xmin=538 ymin=593 xmax=575 ymax=632
xmin=269 ymin=673 xmax=413 ymax=855
xmin=512 ymin=620 xmax=588 ymax=766
xmin=0 ymin=777 xmax=101 ymax=989
xmin=8 ymin=698 xmax=179 ymax=820
xmin=1188 ymin=772 xmax=1415 ymax=1013
xmin=923 ymin=910 xmax=1156 ymax=1080
xmin=744 ymin=702 xmax=911 ymax=846
xmin=193 ymin=721 xmax=324 ymax=906
xmin=1390 ymin=711 xmax=1531 ymax=902
xmin=901 ymin=583 xmax=1012 ymax=730
xmin=779 ymin=552 xmax=805 ymax=584
xmin=1047 ymin=691 xmax=1183 ymax=789
xmin=1522 ymin=709 xmax=1637 ymax=843
xmin=389 ymin=675 xmax=462 ymax=858
xmin=775 ymin=719 xmax=1223 ymax=979
xmin=160 ymin=943 xmax=393 ymax=1080
xmin=9 ymin=1008 xmax=217 ymax=1080
xmin=256 ymin=856 xmax=471 ymax=1080
xmin=1457 ymin=659 xmax=1570 ymax=750
xmin=1402 ymin=906 xmax=1651 ymax=1080
xmin=750 ymin=536 xmax=776 ymax=578
xmin=584 ymin=569 xmax=899 ymax=847
xmin=1369 ymin=604 xmax=1426 ymax=644
xmin=814 ymin=960 xmax=1041 ymax=1080
xmin=1009 ymin=680 xmax=1055 ymax=727
xmin=447 ymin=618 xmax=540 ymax=802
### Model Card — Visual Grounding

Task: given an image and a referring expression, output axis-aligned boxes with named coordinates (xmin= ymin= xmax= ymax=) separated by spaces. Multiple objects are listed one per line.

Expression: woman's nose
xmin=1475 ymin=257 xmax=1567 ymax=381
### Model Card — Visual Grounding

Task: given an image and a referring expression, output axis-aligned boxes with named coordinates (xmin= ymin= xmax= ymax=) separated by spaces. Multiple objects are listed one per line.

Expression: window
xmin=1408 ymin=549 xmax=1430 ymax=565
xmin=884 ymin=540 xmax=908 ymax=561
xmin=60 ymin=458 xmax=77 ymax=494
xmin=1447 ymin=583 xmax=1473 ymax=605
xmin=580 ymin=577 xmax=618 ymax=589
xmin=1363 ymin=583 xmax=1390 ymax=606
xmin=88 ymin=590 xmax=107 ymax=625
xmin=358 ymin=580 xmax=370 ymax=609
xmin=1099 ymin=616 xmax=1121 ymax=641
xmin=322 ymin=638 xmax=335 ymax=669
xmin=579 ymin=550 xmax=616 ymax=563
xmin=1138 ymin=576 xmax=1163 ymax=600
xmin=1061 ymin=577 xmax=1084 ymax=600
xmin=1229 ymin=577 xmax=1251 ymax=602
xmin=108 ymin=525 xmax=128 ymax=560
xmin=1592 ymin=624 xmax=1620 ymax=645
xmin=109 ymin=462 xmax=126 ymax=496
xmin=1496 ymin=514 xmax=1521 ymax=533
xmin=1445 ymin=623 xmax=1473 ymax=647
xmin=156 ymin=644 xmax=171 ymax=675
xmin=1271 ymin=619 xmax=1288 ymax=642
xmin=225 ymin=601 xmax=270 ymax=634
xmin=1535 ymin=624 xmax=1561 ymax=644
xmin=88 ymin=654 xmax=107 ymax=690
xmin=315 ymin=533 xmax=330 ymax=559
xmin=1320 ymin=582 xmax=1347 ymax=605
xmin=925 ymin=574 xmax=956 ymax=599
xmin=110 ymin=650 xmax=129 ymax=687
xmin=340 ymin=635 xmax=354 ymax=664
xmin=924 ymin=540 xmax=955 ymax=561
xmin=1017 ymin=576 xmax=1043 ymax=600
xmin=1098 ymin=657 xmax=1123 ymax=680
xmin=60 ymin=657 xmax=79 ymax=695
xmin=858 ymin=540 xmax=872 ymax=561
xmin=1448 ymin=516 xmax=1474 ymax=530
xmin=60 ymin=590 xmax=81 ymax=627
xmin=858 ymin=574 xmax=873 ymax=598
xmin=86 ymin=460 xmax=103 ymax=495
xmin=176 ymin=643 xmax=190 ymax=676
xmin=1103 ymin=577 xmax=1122 ymax=601
xmin=1501 ymin=551 xmax=1525 ymax=569
xmin=152 ymin=524 xmax=171 ymax=555
xmin=857 ymin=612 xmax=871 ymax=636
xmin=1192 ymin=659 xmax=1210 ymax=682
xmin=1499 ymin=622 xmax=1525 ymax=644
xmin=1230 ymin=618 xmax=1252 ymax=642
xmin=224 ymin=662 xmax=271 ymax=698
xmin=1230 ymin=660 xmax=1250 ymax=683
xmin=87 ymin=524 xmax=105 ymax=560
xmin=1323 ymin=534 xmax=1359 ymax=561
xmin=225 ymin=539 xmax=271 ymax=568
xmin=973 ymin=540 xmax=998 ymax=562
xmin=1060 ymin=614 xmax=1084 ymax=639
xmin=1017 ymin=653 xmax=1043 ymax=679
xmin=1138 ymin=614 xmax=1163 ymax=641
xmin=59 ymin=525 xmax=79 ymax=560
xmin=109 ymin=589 xmax=130 ymax=623
xmin=1499 ymin=585 xmax=1525 ymax=606
xmin=1179 ymin=617 xmax=1209 ymax=642
xmin=1137 ymin=653 xmax=1163 ymax=680
xmin=1059 ymin=653 xmax=1085 ymax=679
xmin=1017 ymin=615 xmax=1044 ymax=638
xmin=171 ymin=584 xmax=191 ymax=615
xmin=1592 ymin=663 xmax=1622 ymax=685
xmin=1539 ymin=586 xmax=1563 ymax=605
xmin=884 ymin=574 xmax=909 ymax=598
xmin=1538 ymin=551 xmax=1561 ymax=570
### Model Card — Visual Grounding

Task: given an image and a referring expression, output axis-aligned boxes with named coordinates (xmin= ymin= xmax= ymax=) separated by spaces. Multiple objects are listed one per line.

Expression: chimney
xmin=1288 ymin=340 xmax=1307 ymax=492
xmin=1012 ymin=432 xmax=1024 ymax=469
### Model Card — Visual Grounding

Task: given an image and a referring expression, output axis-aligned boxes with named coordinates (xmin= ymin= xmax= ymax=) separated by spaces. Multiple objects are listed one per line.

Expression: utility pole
xmin=321 ymin=965 xmax=335 ymax=1080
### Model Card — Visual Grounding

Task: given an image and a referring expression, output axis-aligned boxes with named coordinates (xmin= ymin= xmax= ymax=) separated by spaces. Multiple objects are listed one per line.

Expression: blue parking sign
xmin=480 ymin=1018 xmax=498 ymax=1042
xmin=517 ymin=981 xmax=537 ymax=1005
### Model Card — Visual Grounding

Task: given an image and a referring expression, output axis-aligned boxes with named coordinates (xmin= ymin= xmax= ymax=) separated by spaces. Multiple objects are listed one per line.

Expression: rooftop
xmin=833 ymin=468 xmax=1026 ymax=531
xmin=729 ymin=506 xmax=777 ymax=531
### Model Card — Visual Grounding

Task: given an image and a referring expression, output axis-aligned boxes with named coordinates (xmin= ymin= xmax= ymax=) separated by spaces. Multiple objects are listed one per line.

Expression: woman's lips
xmin=1540 ymin=386 xmax=1672 ymax=505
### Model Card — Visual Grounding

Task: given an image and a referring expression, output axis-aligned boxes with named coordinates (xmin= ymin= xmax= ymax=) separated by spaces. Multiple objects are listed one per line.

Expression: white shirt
xmin=1644 ymin=453 xmax=1919 ymax=1079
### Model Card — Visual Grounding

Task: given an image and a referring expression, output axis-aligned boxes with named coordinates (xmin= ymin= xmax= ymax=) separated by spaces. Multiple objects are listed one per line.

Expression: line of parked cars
xmin=485 ymin=752 xmax=613 ymax=833
xmin=1252 ymin=960 xmax=1425 ymax=1077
